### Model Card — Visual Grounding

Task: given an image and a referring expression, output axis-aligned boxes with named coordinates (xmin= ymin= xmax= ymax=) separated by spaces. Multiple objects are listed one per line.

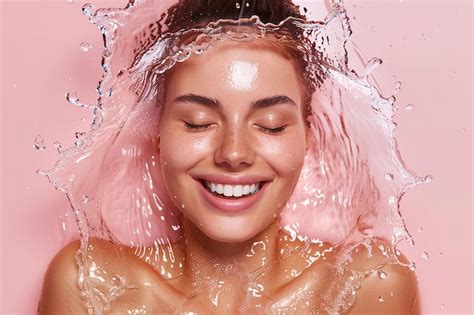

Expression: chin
xmin=196 ymin=214 xmax=273 ymax=244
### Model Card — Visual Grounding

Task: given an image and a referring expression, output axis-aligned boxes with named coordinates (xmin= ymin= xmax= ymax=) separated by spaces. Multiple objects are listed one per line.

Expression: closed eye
xmin=184 ymin=121 xmax=213 ymax=131
xmin=258 ymin=125 xmax=288 ymax=134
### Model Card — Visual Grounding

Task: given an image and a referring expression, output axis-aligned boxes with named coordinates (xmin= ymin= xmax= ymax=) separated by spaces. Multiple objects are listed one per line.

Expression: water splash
xmin=38 ymin=0 xmax=428 ymax=313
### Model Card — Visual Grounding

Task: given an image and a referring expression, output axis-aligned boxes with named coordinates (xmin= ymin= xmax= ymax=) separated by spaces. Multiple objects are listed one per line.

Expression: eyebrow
xmin=173 ymin=93 xmax=296 ymax=110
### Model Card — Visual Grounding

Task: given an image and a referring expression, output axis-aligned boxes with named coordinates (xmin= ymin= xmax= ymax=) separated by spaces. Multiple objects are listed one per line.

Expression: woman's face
xmin=158 ymin=40 xmax=308 ymax=243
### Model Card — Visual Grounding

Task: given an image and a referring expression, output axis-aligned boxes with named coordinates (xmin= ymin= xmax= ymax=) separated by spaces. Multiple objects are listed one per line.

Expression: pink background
xmin=0 ymin=0 xmax=472 ymax=314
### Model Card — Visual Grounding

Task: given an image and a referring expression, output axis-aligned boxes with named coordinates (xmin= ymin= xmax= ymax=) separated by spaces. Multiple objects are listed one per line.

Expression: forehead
xmin=164 ymin=41 xmax=303 ymax=104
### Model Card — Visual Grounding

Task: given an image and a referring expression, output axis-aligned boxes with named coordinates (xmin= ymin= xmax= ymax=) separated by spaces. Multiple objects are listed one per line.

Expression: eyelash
xmin=184 ymin=122 xmax=287 ymax=134
xmin=184 ymin=122 xmax=212 ymax=131
xmin=259 ymin=125 xmax=288 ymax=134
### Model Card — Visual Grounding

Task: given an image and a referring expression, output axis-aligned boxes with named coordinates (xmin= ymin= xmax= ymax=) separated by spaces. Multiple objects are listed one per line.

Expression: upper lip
xmin=193 ymin=174 xmax=274 ymax=185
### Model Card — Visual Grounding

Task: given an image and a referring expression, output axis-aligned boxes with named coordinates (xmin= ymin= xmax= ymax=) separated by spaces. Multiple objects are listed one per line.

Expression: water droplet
xmin=81 ymin=117 xmax=86 ymax=122
xmin=33 ymin=135 xmax=46 ymax=150
xmin=378 ymin=296 xmax=384 ymax=302
xmin=378 ymin=270 xmax=387 ymax=279
xmin=235 ymin=2 xmax=240 ymax=9
xmin=53 ymin=140 xmax=62 ymax=152
xmin=81 ymin=195 xmax=89 ymax=204
xmin=423 ymin=175 xmax=433 ymax=183
xmin=384 ymin=173 xmax=394 ymax=181
xmin=461 ymin=128 xmax=466 ymax=133
xmin=245 ymin=2 xmax=250 ymax=7
xmin=67 ymin=0 xmax=74 ymax=3
xmin=75 ymin=132 xmax=86 ymax=139
xmin=439 ymin=251 xmax=443 ymax=256
xmin=405 ymin=104 xmax=415 ymax=111
xmin=417 ymin=227 xmax=423 ymax=232
xmin=26 ymin=185 xmax=31 ymax=190
xmin=181 ymin=203 xmax=185 ymax=209
xmin=440 ymin=304 xmax=445 ymax=309
xmin=12 ymin=84 xmax=17 ymax=88
xmin=421 ymin=251 xmax=429 ymax=260
xmin=394 ymin=81 xmax=401 ymax=95
xmin=408 ymin=262 xmax=416 ymax=271
xmin=171 ymin=224 xmax=181 ymax=231
xmin=82 ymin=3 xmax=95 ymax=17
xmin=80 ymin=42 xmax=93 ymax=52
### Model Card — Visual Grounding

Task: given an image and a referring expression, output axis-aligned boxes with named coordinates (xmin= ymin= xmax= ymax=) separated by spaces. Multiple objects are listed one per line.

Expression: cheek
xmin=158 ymin=127 xmax=214 ymax=172
xmin=256 ymin=132 xmax=306 ymax=178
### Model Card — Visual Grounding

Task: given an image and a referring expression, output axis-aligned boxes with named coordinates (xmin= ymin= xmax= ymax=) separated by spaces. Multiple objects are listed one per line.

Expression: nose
xmin=214 ymin=125 xmax=256 ymax=169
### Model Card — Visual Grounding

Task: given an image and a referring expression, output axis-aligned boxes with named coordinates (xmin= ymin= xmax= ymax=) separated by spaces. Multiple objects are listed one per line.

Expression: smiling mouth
xmin=198 ymin=179 xmax=265 ymax=199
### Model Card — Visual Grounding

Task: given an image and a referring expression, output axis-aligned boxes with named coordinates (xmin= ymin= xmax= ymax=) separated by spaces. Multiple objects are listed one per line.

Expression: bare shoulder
xmin=37 ymin=238 xmax=139 ymax=314
xmin=346 ymin=238 xmax=421 ymax=315
xmin=38 ymin=239 xmax=87 ymax=314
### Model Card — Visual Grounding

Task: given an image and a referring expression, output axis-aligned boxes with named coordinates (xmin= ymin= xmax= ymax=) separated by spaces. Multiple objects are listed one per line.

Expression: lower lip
xmin=194 ymin=180 xmax=270 ymax=214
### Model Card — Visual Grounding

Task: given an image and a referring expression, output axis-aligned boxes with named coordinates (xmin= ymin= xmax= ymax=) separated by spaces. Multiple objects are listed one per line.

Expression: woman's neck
xmin=182 ymin=217 xmax=282 ymax=280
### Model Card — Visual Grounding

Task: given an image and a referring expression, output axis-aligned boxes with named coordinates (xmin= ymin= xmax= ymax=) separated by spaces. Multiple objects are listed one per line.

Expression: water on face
xmin=39 ymin=0 xmax=428 ymax=314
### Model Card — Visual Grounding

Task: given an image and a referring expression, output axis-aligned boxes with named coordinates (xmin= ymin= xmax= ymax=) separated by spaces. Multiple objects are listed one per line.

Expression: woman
xmin=38 ymin=0 xmax=420 ymax=313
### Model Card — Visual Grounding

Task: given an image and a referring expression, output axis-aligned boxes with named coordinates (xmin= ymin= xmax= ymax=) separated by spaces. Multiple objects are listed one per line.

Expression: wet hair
xmin=161 ymin=0 xmax=317 ymax=119
xmin=165 ymin=0 xmax=306 ymax=32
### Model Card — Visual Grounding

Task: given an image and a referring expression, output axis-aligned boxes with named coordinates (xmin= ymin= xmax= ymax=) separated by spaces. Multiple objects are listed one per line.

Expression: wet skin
xmin=38 ymin=41 xmax=420 ymax=314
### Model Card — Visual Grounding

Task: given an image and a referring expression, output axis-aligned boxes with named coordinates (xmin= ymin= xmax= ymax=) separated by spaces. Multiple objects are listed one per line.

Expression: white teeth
xmin=216 ymin=184 xmax=223 ymax=194
xmin=242 ymin=185 xmax=250 ymax=195
xmin=234 ymin=185 xmax=243 ymax=197
xmin=223 ymin=185 xmax=233 ymax=197
xmin=206 ymin=181 xmax=261 ymax=197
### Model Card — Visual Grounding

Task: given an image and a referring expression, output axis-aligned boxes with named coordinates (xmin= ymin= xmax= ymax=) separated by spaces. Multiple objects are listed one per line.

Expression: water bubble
xmin=440 ymin=304 xmax=445 ymax=309
xmin=417 ymin=227 xmax=423 ymax=233
xmin=405 ymin=104 xmax=415 ymax=111
xmin=235 ymin=2 xmax=240 ymax=9
xmin=378 ymin=296 xmax=384 ymax=302
xmin=421 ymin=251 xmax=429 ymax=260
xmin=377 ymin=270 xmax=387 ymax=279
xmin=33 ymin=135 xmax=46 ymax=150
xmin=81 ymin=195 xmax=89 ymax=204
xmin=80 ymin=42 xmax=93 ymax=52
xmin=439 ymin=251 xmax=443 ymax=256
xmin=12 ymin=84 xmax=17 ymax=88
xmin=245 ymin=2 xmax=250 ymax=7
xmin=171 ymin=224 xmax=181 ymax=231
xmin=384 ymin=173 xmax=394 ymax=181
xmin=26 ymin=185 xmax=31 ymax=190
xmin=81 ymin=117 xmax=86 ymax=122
xmin=67 ymin=0 xmax=74 ymax=3
xmin=408 ymin=262 xmax=416 ymax=271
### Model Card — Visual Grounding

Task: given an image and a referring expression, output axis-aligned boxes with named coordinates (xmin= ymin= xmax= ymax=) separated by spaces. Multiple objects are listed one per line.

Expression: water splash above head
xmin=38 ymin=0 xmax=428 ymax=313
